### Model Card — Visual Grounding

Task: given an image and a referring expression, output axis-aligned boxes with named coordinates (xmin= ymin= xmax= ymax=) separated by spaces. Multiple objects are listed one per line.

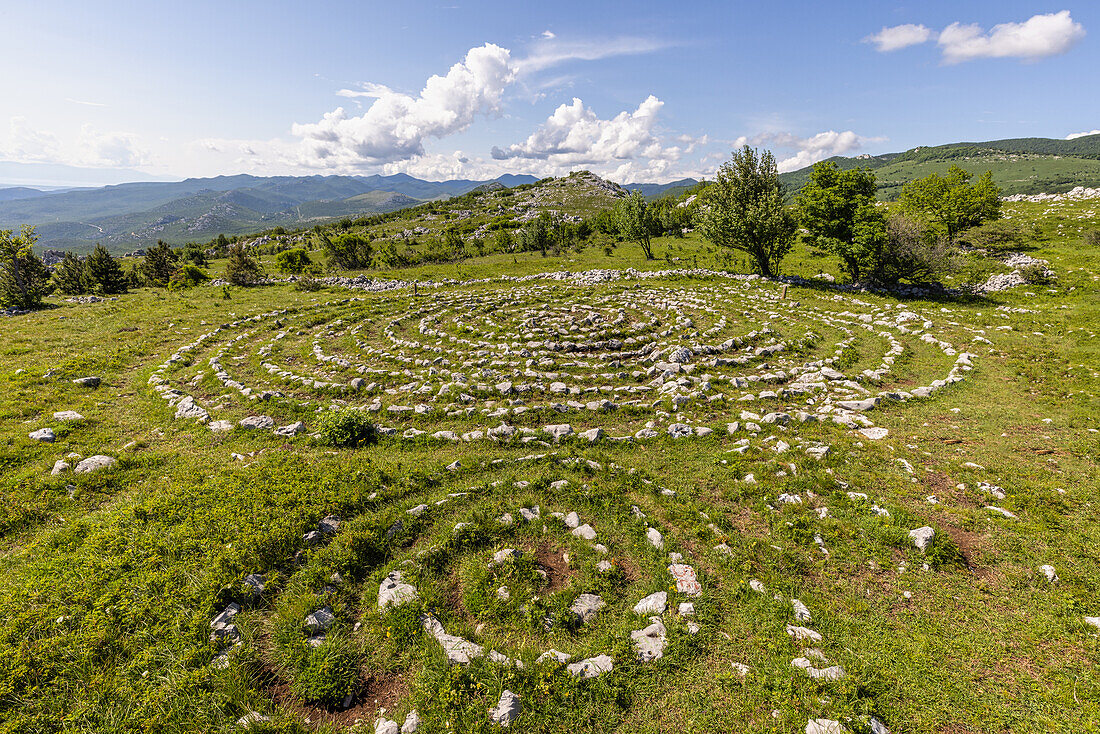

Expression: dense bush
xmin=1018 ymin=263 xmax=1054 ymax=285
xmin=321 ymin=232 xmax=373 ymax=270
xmin=288 ymin=638 xmax=360 ymax=706
xmin=275 ymin=248 xmax=316 ymax=274
xmin=180 ymin=242 xmax=209 ymax=268
xmin=867 ymin=215 xmax=956 ymax=286
xmin=956 ymin=220 xmax=1027 ymax=252
xmin=315 ymin=408 xmax=376 ymax=447
xmin=293 ymin=275 xmax=323 ymax=292
xmin=168 ymin=264 xmax=211 ymax=290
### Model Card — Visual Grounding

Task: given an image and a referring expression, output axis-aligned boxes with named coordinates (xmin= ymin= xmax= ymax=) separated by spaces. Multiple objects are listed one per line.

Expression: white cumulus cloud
xmin=864 ymin=24 xmax=933 ymax=52
xmin=291 ymin=43 xmax=516 ymax=168
xmin=1066 ymin=129 xmax=1100 ymax=140
xmin=733 ymin=130 xmax=886 ymax=173
xmin=1 ymin=117 xmax=150 ymax=168
xmin=938 ymin=10 xmax=1085 ymax=64
xmin=491 ymin=96 xmax=668 ymax=161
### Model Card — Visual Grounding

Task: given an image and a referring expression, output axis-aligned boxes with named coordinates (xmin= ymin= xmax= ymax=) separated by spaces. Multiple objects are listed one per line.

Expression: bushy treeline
xmin=0 ymin=229 xmax=271 ymax=310
xmin=690 ymin=146 xmax=1007 ymax=287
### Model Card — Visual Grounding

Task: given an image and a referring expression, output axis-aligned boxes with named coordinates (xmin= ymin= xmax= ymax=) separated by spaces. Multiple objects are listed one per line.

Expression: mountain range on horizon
xmin=4 ymin=132 xmax=1100 ymax=253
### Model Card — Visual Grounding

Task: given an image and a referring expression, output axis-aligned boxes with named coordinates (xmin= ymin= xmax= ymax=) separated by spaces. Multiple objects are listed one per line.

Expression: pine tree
xmin=141 ymin=240 xmax=179 ymax=286
xmin=83 ymin=244 xmax=128 ymax=294
xmin=225 ymin=243 xmax=264 ymax=285
xmin=0 ymin=225 xmax=51 ymax=310
xmin=53 ymin=252 xmax=87 ymax=295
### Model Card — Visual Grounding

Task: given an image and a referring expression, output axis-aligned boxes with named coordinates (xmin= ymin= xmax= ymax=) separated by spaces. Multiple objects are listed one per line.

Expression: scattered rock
xmin=569 ymin=593 xmax=605 ymax=624
xmin=631 ymin=617 xmax=667 ymax=662
xmin=632 ymin=591 xmax=667 ymax=615
xmin=567 ymin=654 xmax=613 ymax=678
xmin=488 ymin=690 xmax=521 ymax=727
xmin=29 ymin=428 xmax=55 ymax=442
xmin=379 ymin=571 xmax=418 ymax=609
xmin=74 ymin=455 xmax=116 ymax=474
xmin=908 ymin=526 xmax=935 ymax=552
xmin=239 ymin=415 xmax=275 ymax=430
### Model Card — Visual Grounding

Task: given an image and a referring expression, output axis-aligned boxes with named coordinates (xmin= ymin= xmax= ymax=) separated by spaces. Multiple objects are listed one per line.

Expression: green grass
xmin=0 ymin=198 xmax=1098 ymax=733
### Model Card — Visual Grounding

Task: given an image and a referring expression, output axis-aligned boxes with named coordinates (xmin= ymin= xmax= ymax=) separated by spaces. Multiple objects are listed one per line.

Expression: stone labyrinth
xmin=150 ymin=270 xmax=981 ymax=732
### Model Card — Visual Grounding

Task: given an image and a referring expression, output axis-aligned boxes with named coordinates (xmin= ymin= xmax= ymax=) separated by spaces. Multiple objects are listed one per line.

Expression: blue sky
xmin=0 ymin=0 xmax=1096 ymax=185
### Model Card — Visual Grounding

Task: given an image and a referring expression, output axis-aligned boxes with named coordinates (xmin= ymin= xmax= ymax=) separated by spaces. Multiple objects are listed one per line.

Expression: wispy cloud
xmin=335 ymin=82 xmax=395 ymax=99
xmin=517 ymin=36 xmax=671 ymax=74
xmin=65 ymin=97 xmax=107 ymax=107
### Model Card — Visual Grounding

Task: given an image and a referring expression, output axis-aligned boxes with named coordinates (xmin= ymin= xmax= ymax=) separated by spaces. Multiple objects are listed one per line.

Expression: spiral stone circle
xmin=161 ymin=268 xmax=978 ymax=731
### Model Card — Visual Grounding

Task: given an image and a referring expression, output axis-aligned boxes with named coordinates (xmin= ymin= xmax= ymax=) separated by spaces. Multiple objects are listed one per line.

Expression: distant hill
xmin=0 ymin=187 xmax=54 ymax=203
xmin=1 ymin=173 xmax=539 ymax=252
xmin=623 ymin=178 xmax=699 ymax=200
xmin=779 ymin=134 xmax=1100 ymax=199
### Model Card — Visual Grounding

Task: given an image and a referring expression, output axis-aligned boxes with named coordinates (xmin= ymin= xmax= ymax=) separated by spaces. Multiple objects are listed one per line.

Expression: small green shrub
xmin=926 ymin=533 xmax=967 ymax=571
xmin=288 ymin=639 xmax=359 ymax=706
xmin=1018 ymin=263 xmax=1053 ymax=285
xmin=293 ymin=276 xmax=322 ymax=292
xmin=168 ymin=264 xmax=212 ymax=290
xmin=315 ymin=408 xmax=376 ymax=448
xmin=1085 ymin=230 xmax=1100 ymax=247
xmin=275 ymin=248 xmax=316 ymax=275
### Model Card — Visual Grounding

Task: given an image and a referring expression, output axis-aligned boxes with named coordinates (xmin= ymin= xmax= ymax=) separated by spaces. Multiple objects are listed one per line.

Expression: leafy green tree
xmin=591 ymin=209 xmax=618 ymax=236
xmin=53 ymin=252 xmax=87 ymax=295
xmin=0 ymin=225 xmax=51 ymax=309
xmin=899 ymin=165 xmax=1002 ymax=238
xmin=320 ymin=232 xmax=373 ymax=270
xmin=141 ymin=240 xmax=180 ymax=286
xmin=797 ymin=162 xmax=888 ymax=281
xmin=274 ymin=248 xmax=315 ymax=274
xmin=224 ymin=243 xmax=265 ymax=286
xmin=697 ymin=146 xmax=796 ymax=278
xmin=517 ymin=213 xmax=552 ymax=253
xmin=654 ymin=198 xmax=692 ymax=237
xmin=83 ymin=244 xmax=128 ymax=294
xmin=614 ymin=191 xmax=656 ymax=260
xmin=442 ymin=228 xmax=466 ymax=259
xmin=181 ymin=242 xmax=209 ymax=268
xmin=492 ymin=228 xmax=514 ymax=253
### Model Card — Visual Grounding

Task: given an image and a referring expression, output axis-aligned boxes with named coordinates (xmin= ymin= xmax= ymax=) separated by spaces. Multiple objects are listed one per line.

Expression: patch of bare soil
xmin=938 ymin=523 xmax=996 ymax=581
xmin=922 ymin=471 xmax=978 ymax=509
xmin=530 ymin=540 xmax=577 ymax=591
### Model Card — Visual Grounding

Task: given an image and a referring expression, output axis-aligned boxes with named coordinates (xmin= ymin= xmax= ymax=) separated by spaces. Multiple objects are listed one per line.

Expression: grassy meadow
xmin=0 ymin=197 xmax=1098 ymax=734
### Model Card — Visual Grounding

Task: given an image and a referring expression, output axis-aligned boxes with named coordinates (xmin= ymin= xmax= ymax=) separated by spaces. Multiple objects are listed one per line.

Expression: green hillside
xmin=1 ymin=192 xmax=1098 ymax=734
xmin=0 ymin=174 xmax=538 ymax=253
xmin=780 ymin=134 xmax=1100 ymax=198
